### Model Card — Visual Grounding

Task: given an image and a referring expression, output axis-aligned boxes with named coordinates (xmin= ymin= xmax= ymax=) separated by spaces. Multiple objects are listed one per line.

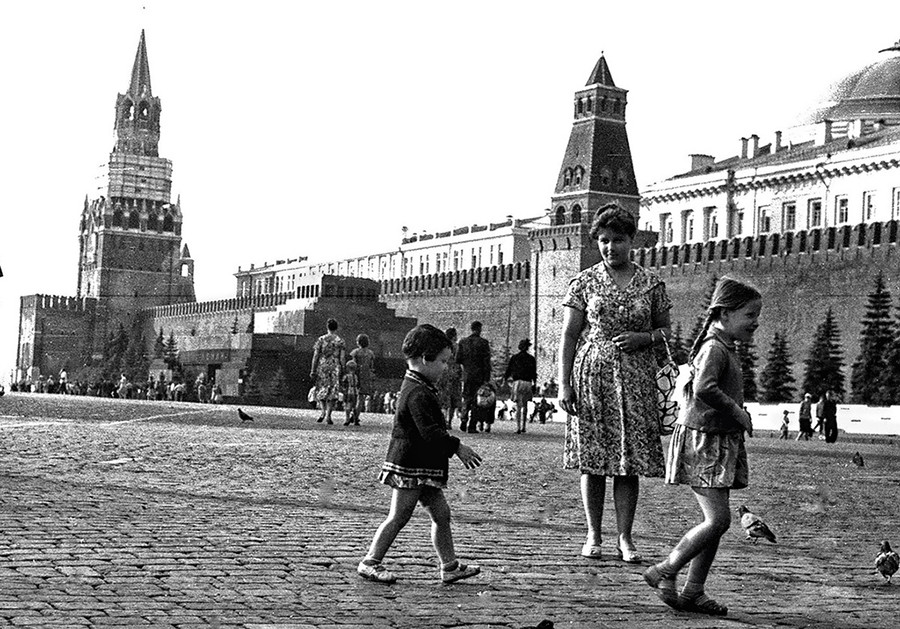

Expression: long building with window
xmin=642 ymin=39 xmax=900 ymax=247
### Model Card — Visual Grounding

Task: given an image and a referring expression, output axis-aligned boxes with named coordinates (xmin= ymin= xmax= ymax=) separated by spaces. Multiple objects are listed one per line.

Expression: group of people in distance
xmin=356 ymin=203 xmax=764 ymax=617
xmin=308 ymin=320 xmax=378 ymax=426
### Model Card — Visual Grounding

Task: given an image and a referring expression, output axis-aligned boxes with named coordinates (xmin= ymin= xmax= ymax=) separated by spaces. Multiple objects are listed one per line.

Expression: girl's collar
xmin=706 ymin=327 xmax=736 ymax=350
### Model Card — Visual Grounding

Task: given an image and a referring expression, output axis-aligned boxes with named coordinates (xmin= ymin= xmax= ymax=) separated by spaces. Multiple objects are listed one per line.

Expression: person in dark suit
xmin=822 ymin=389 xmax=839 ymax=443
xmin=455 ymin=321 xmax=492 ymax=433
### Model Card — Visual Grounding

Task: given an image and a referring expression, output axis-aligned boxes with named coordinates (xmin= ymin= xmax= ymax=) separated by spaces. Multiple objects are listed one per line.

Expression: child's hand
xmin=456 ymin=444 xmax=483 ymax=469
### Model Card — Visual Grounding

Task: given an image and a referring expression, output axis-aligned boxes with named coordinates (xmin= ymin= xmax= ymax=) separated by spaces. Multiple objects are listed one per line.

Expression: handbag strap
xmin=659 ymin=329 xmax=675 ymax=363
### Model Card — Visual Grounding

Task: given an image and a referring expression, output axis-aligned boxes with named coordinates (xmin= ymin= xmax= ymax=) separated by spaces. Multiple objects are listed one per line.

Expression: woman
xmin=437 ymin=327 xmax=463 ymax=428
xmin=310 ymin=318 xmax=346 ymax=424
xmin=350 ymin=334 xmax=376 ymax=424
xmin=558 ymin=203 xmax=672 ymax=563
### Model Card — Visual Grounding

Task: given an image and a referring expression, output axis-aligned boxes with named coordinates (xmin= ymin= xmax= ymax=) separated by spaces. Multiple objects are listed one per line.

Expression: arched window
xmin=112 ymin=209 xmax=123 ymax=227
xmin=600 ymin=97 xmax=607 ymax=111
xmin=563 ymin=169 xmax=571 ymax=186
xmin=577 ymin=99 xmax=584 ymax=115
xmin=574 ymin=166 xmax=583 ymax=186
xmin=162 ymin=212 xmax=174 ymax=232
xmin=122 ymin=100 xmax=133 ymax=121
xmin=555 ymin=206 xmax=566 ymax=225
xmin=147 ymin=213 xmax=158 ymax=231
xmin=586 ymin=96 xmax=593 ymax=112
xmin=571 ymin=205 xmax=582 ymax=224
xmin=613 ymin=99 xmax=621 ymax=113
xmin=128 ymin=211 xmax=139 ymax=229
xmin=616 ymin=169 xmax=627 ymax=189
xmin=138 ymin=101 xmax=150 ymax=119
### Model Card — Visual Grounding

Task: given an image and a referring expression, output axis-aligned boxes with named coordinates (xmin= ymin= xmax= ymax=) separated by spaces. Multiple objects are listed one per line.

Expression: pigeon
xmin=237 ymin=408 xmax=254 ymax=422
xmin=738 ymin=505 xmax=777 ymax=544
xmin=852 ymin=451 xmax=865 ymax=467
xmin=521 ymin=621 xmax=554 ymax=629
xmin=875 ymin=540 xmax=899 ymax=584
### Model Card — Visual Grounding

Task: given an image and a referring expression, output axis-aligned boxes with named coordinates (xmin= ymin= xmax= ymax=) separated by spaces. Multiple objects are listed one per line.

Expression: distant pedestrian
xmin=813 ymin=395 xmax=825 ymax=434
xmin=58 ymin=368 xmax=68 ymax=394
xmin=456 ymin=321 xmax=492 ymax=433
xmin=351 ymin=334 xmax=375 ymax=421
xmin=822 ymin=389 xmax=839 ymax=443
xmin=796 ymin=393 xmax=813 ymax=441
xmin=310 ymin=318 xmax=345 ymax=425
xmin=504 ymin=338 xmax=536 ymax=434
xmin=645 ymin=276 xmax=761 ymax=616
xmin=472 ymin=382 xmax=497 ymax=433
xmin=437 ymin=327 xmax=463 ymax=429
xmin=357 ymin=324 xmax=482 ymax=585
xmin=779 ymin=410 xmax=789 ymax=440
xmin=342 ymin=360 xmax=361 ymax=426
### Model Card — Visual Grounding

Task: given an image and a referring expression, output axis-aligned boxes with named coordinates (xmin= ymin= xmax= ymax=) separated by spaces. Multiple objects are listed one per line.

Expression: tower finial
xmin=129 ymin=29 xmax=152 ymax=98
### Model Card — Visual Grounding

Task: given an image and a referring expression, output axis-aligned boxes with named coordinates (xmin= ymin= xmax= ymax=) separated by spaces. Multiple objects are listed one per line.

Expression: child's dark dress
xmin=379 ymin=370 xmax=461 ymax=489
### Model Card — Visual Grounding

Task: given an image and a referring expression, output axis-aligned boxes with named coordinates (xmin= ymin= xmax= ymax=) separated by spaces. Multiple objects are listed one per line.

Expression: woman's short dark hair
xmin=589 ymin=203 xmax=637 ymax=240
xmin=444 ymin=327 xmax=458 ymax=342
xmin=356 ymin=333 xmax=369 ymax=348
xmin=327 ymin=318 xmax=339 ymax=332
xmin=402 ymin=324 xmax=451 ymax=361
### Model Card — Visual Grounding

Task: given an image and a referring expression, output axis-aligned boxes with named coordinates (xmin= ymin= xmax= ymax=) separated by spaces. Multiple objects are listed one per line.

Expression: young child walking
xmin=644 ymin=276 xmax=761 ymax=616
xmin=342 ymin=360 xmax=361 ymax=426
xmin=358 ymin=324 xmax=483 ymax=584
xmin=779 ymin=410 xmax=789 ymax=440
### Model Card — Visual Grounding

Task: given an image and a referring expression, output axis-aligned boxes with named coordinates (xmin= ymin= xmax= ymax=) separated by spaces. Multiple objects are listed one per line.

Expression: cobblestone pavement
xmin=0 ymin=393 xmax=898 ymax=628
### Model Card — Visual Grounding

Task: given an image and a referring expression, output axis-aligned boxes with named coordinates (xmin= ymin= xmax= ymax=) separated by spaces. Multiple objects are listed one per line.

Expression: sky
xmin=2 ymin=0 xmax=899 ymax=382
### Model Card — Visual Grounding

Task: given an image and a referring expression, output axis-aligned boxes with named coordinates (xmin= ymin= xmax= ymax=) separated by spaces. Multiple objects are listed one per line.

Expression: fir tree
xmin=154 ymin=328 xmax=165 ymax=358
xmin=735 ymin=339 xmax=758 ymax=402
xmin=849 ymin=272 xmax=894 ymax=405
xmin=103 ymin=323 xmax=129 ymax=379
xmin=758 ymin=331 xmax=796 ymax=403
xmin=879 ymin=303 xmax=900 ymax=405
xmin=802 ymin=308 xmax=846 ymax=398
xmin=163 ymin=332 xmax=180 ymax=371
xmin=669 ymin=322 xmax=689 ymax=365
xmin=123 ymin=318 xmax=150 ymax=383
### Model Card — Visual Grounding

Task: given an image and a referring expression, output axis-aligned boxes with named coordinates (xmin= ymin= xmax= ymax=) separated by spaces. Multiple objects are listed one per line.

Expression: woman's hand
xmin=559 ymin=383 xmax=577 ymax=416
xmin=740 ymin=410 xmax=754 ymax=437
xmin=456 ymin=444 xmax=483 ymax=469
xmin=611 ymin=331 xmax=649 ymax=353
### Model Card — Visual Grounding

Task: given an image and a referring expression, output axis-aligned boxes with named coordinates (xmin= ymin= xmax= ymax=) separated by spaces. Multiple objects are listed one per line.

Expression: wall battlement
xmin=144 ymin=292 xmax=293 ymax=319
xmin=379 ymin=262 xmax=530 ymax=296
xmin=632 ymin=220 xmax=900 ymax=274
xmin=24 ymin=295 xmax=97 ymax=313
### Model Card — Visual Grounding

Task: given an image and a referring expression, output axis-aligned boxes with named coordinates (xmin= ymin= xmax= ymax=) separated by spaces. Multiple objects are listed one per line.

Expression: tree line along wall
xmin=651 ymin=222 xmax=900 ymax=395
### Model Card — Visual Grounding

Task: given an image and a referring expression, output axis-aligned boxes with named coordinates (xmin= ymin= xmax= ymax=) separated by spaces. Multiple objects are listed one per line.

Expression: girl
xmin=358 ymin=324 xmax=483 ymax=584
xmin=644 ymin=276 xmax=761 ymax=616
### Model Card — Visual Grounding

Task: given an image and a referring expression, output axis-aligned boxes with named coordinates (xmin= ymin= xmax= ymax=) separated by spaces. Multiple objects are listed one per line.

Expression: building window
xmin=758 ymin=206 xmax=771 ymax=234
xmin=489 ymin=245 xmax=495 ymax=266
xmin=783 ymin=201 xmax=796 ymax=231
xmin=808 ymin=198 xmax=822 ymax=228
xmin=863 ymin=191 xmax=876 ymax=221
xmin=703 ymin=207 xmax=718 ymax=240
xmin=835 ymin=195 xmax=849 ymax=224
xmin=572 ymin=205 xmax=582 ymax=223
xmin=681 ymin=210 xmax=694 ymax=243
xmin=660 ymin=213 xmax=673 ymax=245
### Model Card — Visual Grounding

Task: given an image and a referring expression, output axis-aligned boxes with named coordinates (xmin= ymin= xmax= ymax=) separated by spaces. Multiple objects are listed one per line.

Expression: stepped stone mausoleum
xmin=17 ymin=33 xmax=900 ymax=400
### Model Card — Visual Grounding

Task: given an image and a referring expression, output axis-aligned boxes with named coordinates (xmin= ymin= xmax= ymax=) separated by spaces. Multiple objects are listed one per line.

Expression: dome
xmin=797 ymin=40 xmax=900 ymax=125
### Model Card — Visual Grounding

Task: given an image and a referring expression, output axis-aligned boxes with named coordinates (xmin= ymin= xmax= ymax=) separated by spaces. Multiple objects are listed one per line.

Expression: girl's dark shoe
xmin=678 ymin=594 xmax=728 ymax=616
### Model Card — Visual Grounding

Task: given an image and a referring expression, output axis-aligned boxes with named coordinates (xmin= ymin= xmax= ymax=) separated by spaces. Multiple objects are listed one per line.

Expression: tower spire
xmin=586 ymin=53 xmax=615 ymax=87
xmin=129 ymin=29 xmax=152 ymax=98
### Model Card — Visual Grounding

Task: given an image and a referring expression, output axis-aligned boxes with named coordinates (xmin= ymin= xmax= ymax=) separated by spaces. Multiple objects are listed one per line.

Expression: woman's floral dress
xmin=312 ymin=333 xmax=345 ymax=402
xmin=562 ymin=262 xmax=672 ymax=477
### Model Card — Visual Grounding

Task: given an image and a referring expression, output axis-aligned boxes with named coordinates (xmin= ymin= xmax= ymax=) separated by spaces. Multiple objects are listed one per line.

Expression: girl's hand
xmin=611 ymin=331 xmax=649 ymax=353
xmin=456 ymin=444 xmax=483 ymax=469
xmin=559 ymin=383 xmax=577 ymax=416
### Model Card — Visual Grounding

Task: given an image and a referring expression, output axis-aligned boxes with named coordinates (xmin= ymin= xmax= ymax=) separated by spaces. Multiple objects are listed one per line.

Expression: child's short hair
xmin=356 ymin=334 xmax=369 ymax=348
xmin=402 ymin=324 xmax=451 ymax=361
xmin=346 ymin=359 xmax=358 ymax=372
